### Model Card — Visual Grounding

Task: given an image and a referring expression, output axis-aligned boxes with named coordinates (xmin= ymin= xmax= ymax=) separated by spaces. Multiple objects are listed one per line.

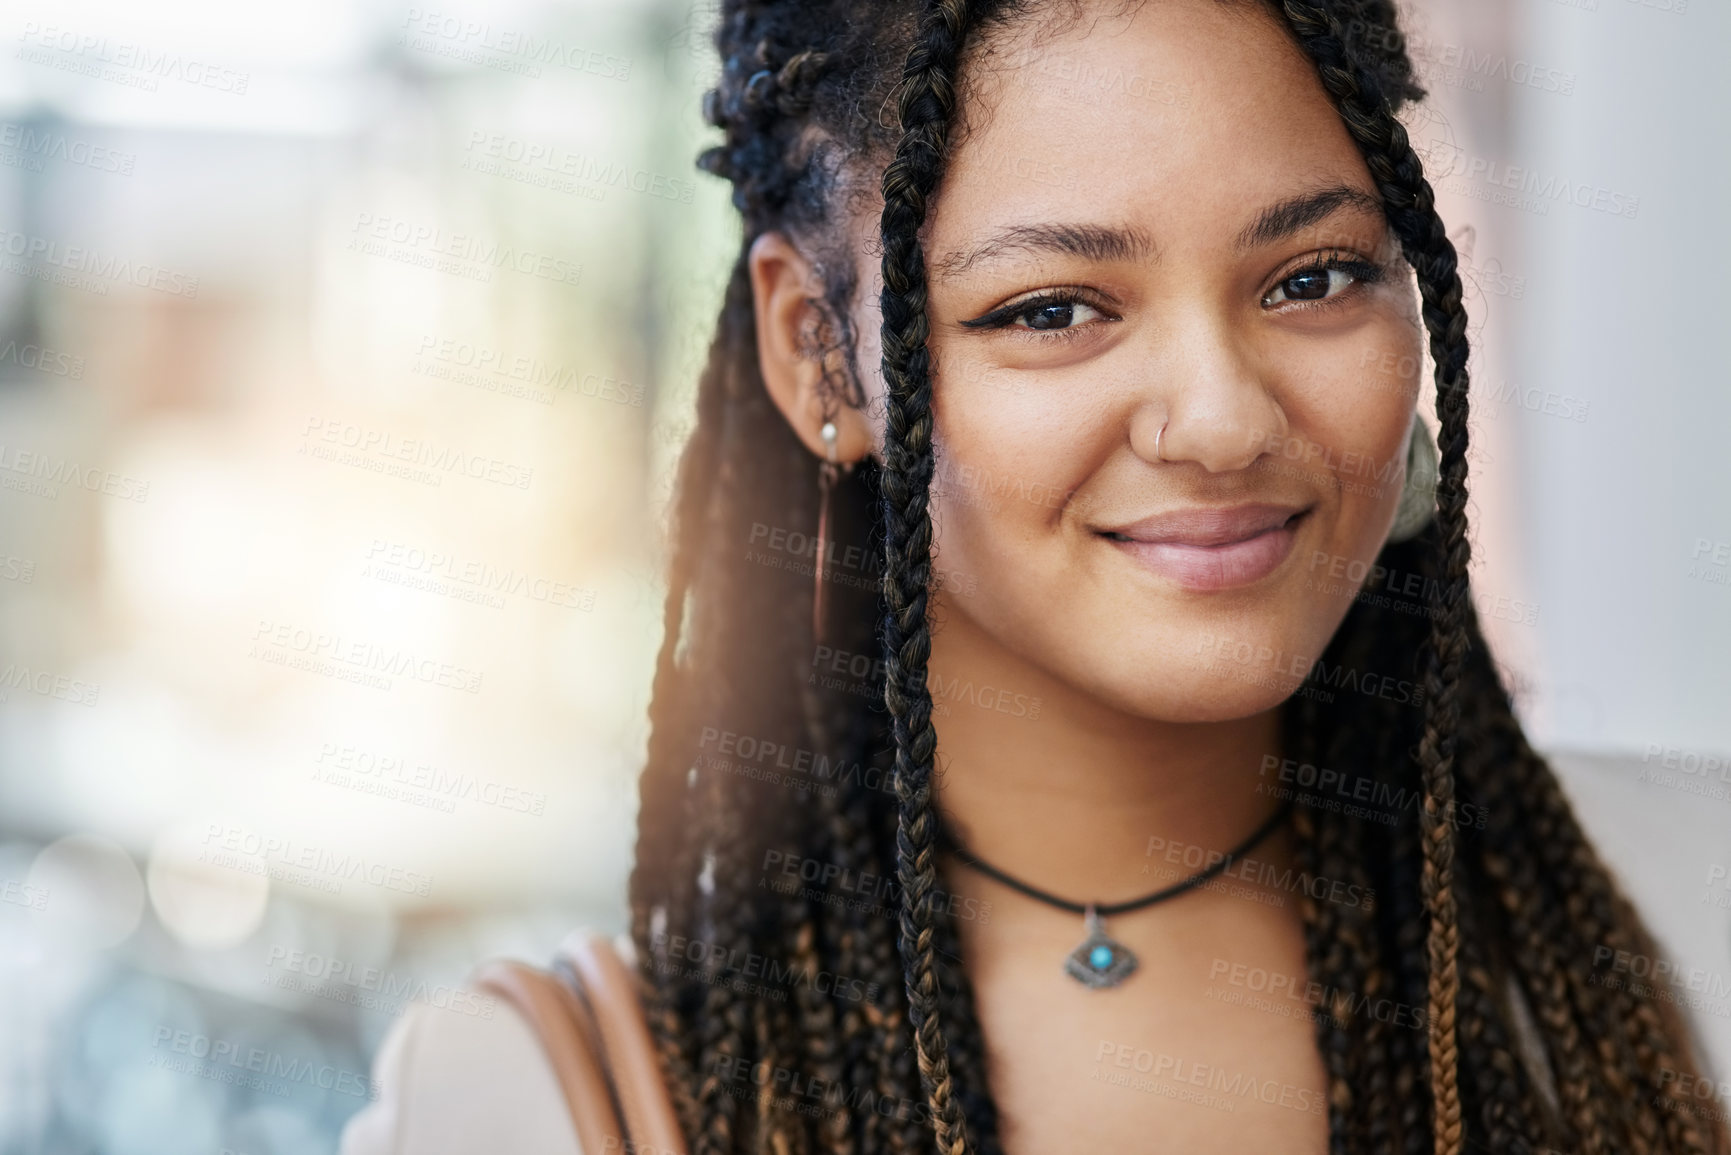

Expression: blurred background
xmin=0 ymin=0 xmax=1725 ymax=1150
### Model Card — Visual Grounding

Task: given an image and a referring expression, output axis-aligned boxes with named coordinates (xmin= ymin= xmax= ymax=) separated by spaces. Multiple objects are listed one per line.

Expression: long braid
xmin=1307 ymin=544 xmax=1452 ymax=1154
xmin=930 ymin=902 xmax=1003 ymax=1155
xmin=693 ymin=806 xmax=752 ymax=1154
xmin=1453 ymin=882 xmax=1545 ymax=1154
xmin=877 ymin=1 xmax=978 ymax=1150
xmin=1389 ymin=808 xmax=1437 ymax=1155
xmin=1489 ymin=698 xmax=1719 ymax=1152
xmin=1276 ymin=4 xmax=1475 ymax=1149
xmin=769 ymin=534 xmax=845 ymax=1155
xmin=1282 ymin=690 xmax=1370 ymax=1154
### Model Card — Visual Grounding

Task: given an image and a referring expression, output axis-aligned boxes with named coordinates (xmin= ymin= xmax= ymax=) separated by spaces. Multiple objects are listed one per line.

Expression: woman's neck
xmin=924 ymin=592 xmax=1286 ymax=907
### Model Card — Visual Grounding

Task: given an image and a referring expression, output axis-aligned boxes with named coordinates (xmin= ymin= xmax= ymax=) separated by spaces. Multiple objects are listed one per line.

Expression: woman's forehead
xmin=936 ymin=0 xmax=1365 ymax=232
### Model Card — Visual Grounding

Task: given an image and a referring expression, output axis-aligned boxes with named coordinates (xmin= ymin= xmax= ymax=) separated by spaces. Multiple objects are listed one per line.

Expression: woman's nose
xmin=1128 ymin=314 xmax=1287 ymax=473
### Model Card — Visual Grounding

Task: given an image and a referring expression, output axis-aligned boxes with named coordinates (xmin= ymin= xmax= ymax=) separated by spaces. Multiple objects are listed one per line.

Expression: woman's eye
xmin=1005 ymin=297 xmax=1108 ymax=333
xmin=1262 ymin=259 xmax=1383 ymax=308
xmin=1017 ymin=301 xmax=1100 ymax=332
xmin=956 ymin=289 xmax=1121 ymax=340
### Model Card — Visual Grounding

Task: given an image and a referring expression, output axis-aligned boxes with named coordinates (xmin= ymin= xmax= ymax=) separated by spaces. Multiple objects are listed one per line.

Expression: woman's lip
xmin=1104 ymin=508 xmax=1309 ymax=590
xmin=1101 ymin=503 xmax=1310 ymax=546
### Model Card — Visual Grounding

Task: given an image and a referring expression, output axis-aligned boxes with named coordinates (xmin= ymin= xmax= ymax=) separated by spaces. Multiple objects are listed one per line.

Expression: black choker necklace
xmin=933 ymin=802 xmax=1293 ymax=990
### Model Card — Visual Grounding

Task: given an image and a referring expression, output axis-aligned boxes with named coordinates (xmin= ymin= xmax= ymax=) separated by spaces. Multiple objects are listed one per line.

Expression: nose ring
xmin=1153 ymin=420 xmax=1167 ymax=462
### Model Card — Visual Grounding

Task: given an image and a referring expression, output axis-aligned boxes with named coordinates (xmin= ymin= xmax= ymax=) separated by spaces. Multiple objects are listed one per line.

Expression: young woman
xmin=345 ymin=0 xmax=1731 ymax=1152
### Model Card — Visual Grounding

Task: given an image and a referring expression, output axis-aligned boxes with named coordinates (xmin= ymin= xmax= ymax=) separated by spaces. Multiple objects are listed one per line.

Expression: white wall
xmin=1507 ymin=0 xmax=1731 ymax=757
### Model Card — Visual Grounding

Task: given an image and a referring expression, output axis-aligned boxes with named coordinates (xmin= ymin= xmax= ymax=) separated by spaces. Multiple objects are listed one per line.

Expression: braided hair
xmin=628 ymin=1 xmax=1731 ymax=1152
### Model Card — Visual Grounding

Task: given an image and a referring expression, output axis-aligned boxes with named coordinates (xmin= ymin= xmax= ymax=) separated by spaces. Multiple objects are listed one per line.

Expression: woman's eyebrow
xmin=927 ymin=185 xmax=1384 ymax=284
xmin=930 ymin=221 xmax=1158 ymax=284
xmin=1234 ymin=184 xmax=1384 ymax=252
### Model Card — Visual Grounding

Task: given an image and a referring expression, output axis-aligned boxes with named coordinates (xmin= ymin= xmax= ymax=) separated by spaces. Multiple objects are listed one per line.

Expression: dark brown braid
xmin=1271 ymin=5 xmax=1473 ymax=1148
xmin=626 ymin=1 xmax=1731 ymax=1152
xmin=876 ymin=1 xmax=976 ymax=1151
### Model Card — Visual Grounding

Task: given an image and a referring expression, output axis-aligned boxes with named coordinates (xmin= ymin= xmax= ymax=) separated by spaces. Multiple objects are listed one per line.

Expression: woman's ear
xmin=747 ymin=231 xmax=874 ymax=464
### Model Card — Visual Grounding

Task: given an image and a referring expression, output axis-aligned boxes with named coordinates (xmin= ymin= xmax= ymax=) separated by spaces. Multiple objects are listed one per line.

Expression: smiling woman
xmin=341 ymin=0 xmax=1729 ymax=1153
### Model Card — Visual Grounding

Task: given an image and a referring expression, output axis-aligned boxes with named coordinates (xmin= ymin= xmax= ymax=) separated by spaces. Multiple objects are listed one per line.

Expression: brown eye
xmin=958 ymin=289 xmax=1118 ymax=342
xmin=1015 ymin=299 xmax=1104 ymax=332
xmin=1026 ymin=302 xmax=1072 ymax=329
xmin=1280 ymin=269 xmax=1333 ymax=300
xmin=1261 ymin=258 xmax=1384 ymax=308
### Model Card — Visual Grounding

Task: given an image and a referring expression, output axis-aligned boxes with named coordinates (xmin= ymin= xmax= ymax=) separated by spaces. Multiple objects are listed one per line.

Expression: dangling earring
xmin=1386 ymin=418 xmax=1439 ymax=544
xmin=812 ymin=414 xmax=850 ymax=642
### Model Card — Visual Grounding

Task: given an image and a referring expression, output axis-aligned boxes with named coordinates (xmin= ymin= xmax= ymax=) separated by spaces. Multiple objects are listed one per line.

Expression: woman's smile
xmin=1100 ymin=502 xmax=1313 ymax=591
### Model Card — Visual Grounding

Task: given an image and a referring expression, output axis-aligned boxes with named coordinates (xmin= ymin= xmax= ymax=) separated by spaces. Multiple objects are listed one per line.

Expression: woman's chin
xmin=1080 ymin=666 xmax=1310 ymax=726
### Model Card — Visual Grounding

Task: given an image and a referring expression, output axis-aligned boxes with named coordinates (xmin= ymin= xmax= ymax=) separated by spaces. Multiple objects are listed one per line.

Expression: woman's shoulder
xmin=337 ymin=969 xmax=585 ymax=1155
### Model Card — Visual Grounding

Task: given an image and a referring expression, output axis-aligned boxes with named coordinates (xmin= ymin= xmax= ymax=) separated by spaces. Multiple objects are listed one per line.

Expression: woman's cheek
xmin=1277 ymin=327 xmax=1419 ymax=534
xmin=1259 ymin=350 xmax=1416 ymax=653
xmin=925 ymin=429 xmax=1060 ymax=589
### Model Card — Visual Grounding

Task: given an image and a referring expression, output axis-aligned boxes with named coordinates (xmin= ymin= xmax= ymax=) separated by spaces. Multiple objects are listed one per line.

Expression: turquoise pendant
xmin=1064 ymin=905 xmax=1138 ymax=989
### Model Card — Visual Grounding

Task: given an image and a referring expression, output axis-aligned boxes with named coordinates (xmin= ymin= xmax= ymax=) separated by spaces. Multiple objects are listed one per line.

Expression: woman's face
xmin=837 ymin=0 xmax=1424 ymax=723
